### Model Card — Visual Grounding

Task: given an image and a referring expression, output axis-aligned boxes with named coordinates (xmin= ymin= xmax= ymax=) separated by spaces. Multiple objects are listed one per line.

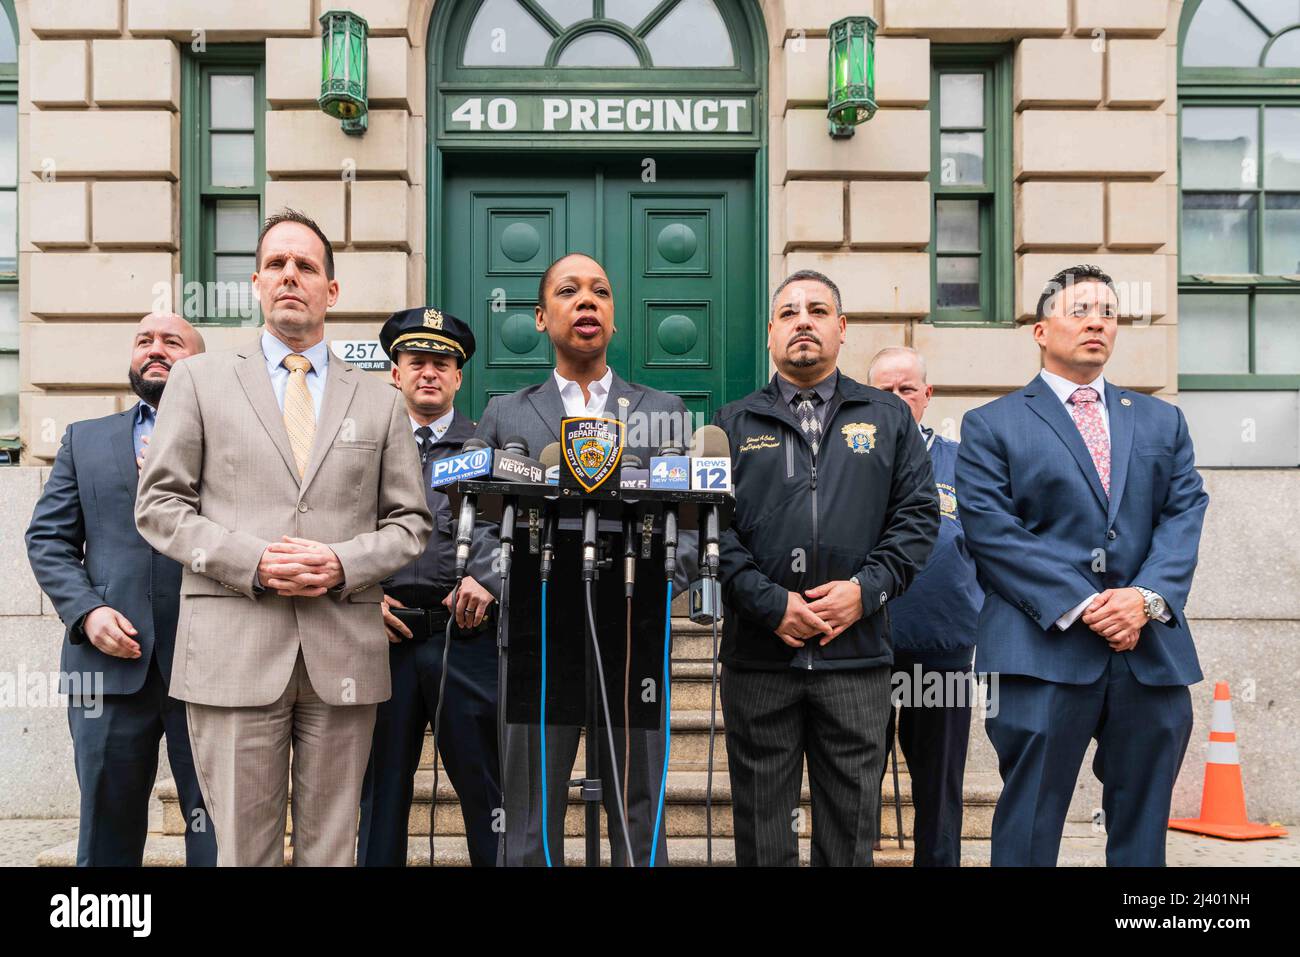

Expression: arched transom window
xmin=461 ymin=0 xmax=737 ymax=68
xmin=1183 ymin=0 xmax=1300 ymax=68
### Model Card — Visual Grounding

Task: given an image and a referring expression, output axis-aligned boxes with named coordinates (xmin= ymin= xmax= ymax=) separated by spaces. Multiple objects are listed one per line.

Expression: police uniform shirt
xmin=385 ymin=408 xmax=462 ymax=601
xmin=412 ymin=408 xmax=455 ymax=460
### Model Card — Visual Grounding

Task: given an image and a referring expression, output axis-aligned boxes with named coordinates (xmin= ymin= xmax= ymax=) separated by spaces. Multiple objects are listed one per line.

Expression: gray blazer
xmin=135 ymin=339 xmax=432 ymax=708
xmin=470 ymin=370 xmax=698 ymax=594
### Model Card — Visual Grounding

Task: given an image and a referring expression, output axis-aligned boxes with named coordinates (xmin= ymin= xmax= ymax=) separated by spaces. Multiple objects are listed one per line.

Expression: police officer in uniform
xmin=868 ymin=347 xmax=982 ymax=867
xmin=357 ymin=307 xmax=500 ymax=866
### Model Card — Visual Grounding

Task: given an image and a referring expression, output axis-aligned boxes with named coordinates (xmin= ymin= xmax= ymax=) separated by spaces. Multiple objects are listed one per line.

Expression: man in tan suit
xmin=136 ymin=209 xmax=432 ymax=866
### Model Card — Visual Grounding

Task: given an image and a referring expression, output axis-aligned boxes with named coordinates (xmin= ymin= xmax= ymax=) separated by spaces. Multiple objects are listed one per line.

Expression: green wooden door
xmin=442 ymin=154 xmax=758 ymax=424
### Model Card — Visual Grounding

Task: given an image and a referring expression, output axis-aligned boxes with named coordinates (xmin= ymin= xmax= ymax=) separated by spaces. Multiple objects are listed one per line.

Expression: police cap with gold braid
xmin=378 ymin=306 xmax=476 ymax=367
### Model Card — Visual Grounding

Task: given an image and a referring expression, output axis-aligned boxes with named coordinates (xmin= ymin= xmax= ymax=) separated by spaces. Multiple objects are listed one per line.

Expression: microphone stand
xmin=579 ymin=502 xmax=602 ymax=867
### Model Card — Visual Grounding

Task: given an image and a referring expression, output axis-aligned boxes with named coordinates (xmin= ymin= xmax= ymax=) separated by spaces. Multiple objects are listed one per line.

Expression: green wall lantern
xmin=827 ymin=15 xmax=877 ymax=138
xmin=318 ymin=9 xmax=369 ymax=136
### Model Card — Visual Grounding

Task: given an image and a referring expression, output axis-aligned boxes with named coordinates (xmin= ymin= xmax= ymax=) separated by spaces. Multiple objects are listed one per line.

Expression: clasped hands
xmin=257 ymin=536 xmax=344 ymax=597
xmin=1081 ymin=587 xmax=1150 ymax=653
xmin=776 ymin=580 xmax=864 ymax=649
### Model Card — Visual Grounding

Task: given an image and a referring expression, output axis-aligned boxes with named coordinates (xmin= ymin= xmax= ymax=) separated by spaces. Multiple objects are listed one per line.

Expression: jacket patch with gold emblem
xmin=937 ymin=482 xmax=958 ymax=520
xmin=739 ymin=433 xmax=780 ymax=453
xmin=841 ymin=422 xmax=877 ymax=454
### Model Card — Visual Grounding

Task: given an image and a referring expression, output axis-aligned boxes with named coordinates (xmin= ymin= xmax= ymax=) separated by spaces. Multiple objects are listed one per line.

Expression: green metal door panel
xmin=441 ymin=155 xmax=757 ymax=424
xmin=442 ymin=163 xmax=596 ymax=419
xmin=605 ymin=165 xmax=756 ymax=425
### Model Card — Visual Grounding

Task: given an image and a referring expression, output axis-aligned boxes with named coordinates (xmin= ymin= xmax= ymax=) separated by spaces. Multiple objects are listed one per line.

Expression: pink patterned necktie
xmin=1068 ymin=386 xmax=1110 ymax=497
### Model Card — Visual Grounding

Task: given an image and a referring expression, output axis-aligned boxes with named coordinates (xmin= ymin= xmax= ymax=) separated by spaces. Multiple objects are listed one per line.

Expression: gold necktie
xmin=282 ymin=354 xmax=316 ymax=478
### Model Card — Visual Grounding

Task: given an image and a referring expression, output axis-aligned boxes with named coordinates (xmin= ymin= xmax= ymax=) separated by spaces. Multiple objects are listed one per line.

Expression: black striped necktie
xmin=795 ymin=390 xmax=821 ymax=457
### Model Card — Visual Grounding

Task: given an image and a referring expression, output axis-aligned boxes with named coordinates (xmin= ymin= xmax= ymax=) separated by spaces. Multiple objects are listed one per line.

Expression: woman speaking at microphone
xmin=471 ymin=253 xmax=694 ymax=866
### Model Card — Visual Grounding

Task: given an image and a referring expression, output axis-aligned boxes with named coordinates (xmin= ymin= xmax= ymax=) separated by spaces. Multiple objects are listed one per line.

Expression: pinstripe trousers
xmin=721 ymin=663 xmax=892 ymax=867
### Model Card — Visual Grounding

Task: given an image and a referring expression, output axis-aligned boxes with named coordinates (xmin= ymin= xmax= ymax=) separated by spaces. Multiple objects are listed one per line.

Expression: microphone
xmin=496 ymin=436 xmax=531 ymax=581
xmin=659 ymin=445 xmax=682 ymax=581
xmin=621 ymin=454 xmax=644 ymax=597
xmin=429 ymin=440 xmax=493 ymax=489
xmin=454 ymin=438 xmax=489 ymax=580
xmin=581 ymin=497 xmax=599 ymax=583
xmin=492 ymin=439 xmax=545 ymax=485
xmin=690 ymin=425 xmax=732 ymax=578
xmin=650 ymin=443 xmax=690 ymax=490
xmin=619 ymin=452 xmax=649 ymax=490
xmin=537 ymin=443 xmax=561 ymax=582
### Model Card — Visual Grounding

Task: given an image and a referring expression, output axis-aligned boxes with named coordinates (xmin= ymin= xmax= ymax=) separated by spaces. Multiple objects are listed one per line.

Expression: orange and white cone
xmin=1169 ymin=681 xmax=1288 ymax=840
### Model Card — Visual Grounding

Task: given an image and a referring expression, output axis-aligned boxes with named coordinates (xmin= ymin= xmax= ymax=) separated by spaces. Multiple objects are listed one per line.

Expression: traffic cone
xmin=1169 ymin=681 xmax=1288 ymax=840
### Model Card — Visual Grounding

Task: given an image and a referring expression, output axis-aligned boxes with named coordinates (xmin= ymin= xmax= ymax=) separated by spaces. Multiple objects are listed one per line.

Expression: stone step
xmin=666 ymin=662 xmax=721 ymax=711
xmin=418 ymin=709 xmax=732 ymax=768
xmin=670 ymin=628 xmax=721 ymax=662
xmin=36 ymin=825 xmax=1110 ymax=867
xmin=156 ymin=771 xmax=1002 ymax=840
xmin=396 ymin=778 xmax=995 ymax=841
xmin=412 ymin=711 xmax=915 ymax=776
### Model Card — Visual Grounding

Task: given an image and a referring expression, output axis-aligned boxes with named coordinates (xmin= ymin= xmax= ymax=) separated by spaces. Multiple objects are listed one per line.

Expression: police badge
xmin=423 ymin=308 xmax=444 ymax=330
xmin=561 ymin=417 xmax=625 ymax=492
xmin=841 ymin=422 xmax=877 ymax=454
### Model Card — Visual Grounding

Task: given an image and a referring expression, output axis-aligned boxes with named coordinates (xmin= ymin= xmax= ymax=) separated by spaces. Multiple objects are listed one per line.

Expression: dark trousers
xmin=722 ymin=663 xmax=892 ymax=867
xmin=500 ymin=721 xmax=668 ymax=867
xmin=986 ymin=652 xmax=1193 ymax=867
xmin=358 ymin=627 xmax=501 ymax=866
xmin=878 ymin=652 xmax=973 ymax=867
xmin=67 ymin=654 xmax=216 ymax=867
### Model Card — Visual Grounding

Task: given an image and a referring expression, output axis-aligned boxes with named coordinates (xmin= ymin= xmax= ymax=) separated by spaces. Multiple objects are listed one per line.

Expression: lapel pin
xmin=618 ymin=397 xmax=629 ymax=408
xmin=1121 ymin=397 xmax=1132 ymax=406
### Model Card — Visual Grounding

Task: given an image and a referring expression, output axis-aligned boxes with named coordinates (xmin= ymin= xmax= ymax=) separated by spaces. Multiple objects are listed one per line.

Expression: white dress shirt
xmin=262 ymin=330 xmax=329 ymax=419
xmin=1040 ymin=368 xmax=1169 ymax=630
xmin=554 ymin=366 xmax=613 ymax=418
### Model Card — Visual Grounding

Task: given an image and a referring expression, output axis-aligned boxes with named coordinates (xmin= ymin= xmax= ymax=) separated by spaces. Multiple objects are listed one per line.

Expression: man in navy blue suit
xmin=955 ymin=264 xmax=1209 ymax=867
xmin=25 ymin=312 xmax=216 ymax=866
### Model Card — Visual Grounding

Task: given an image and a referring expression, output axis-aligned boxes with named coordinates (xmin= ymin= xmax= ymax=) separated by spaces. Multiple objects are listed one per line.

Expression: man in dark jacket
xmin=714 ymin=269 xmax=939 ymax=866
xmin=25 ymin=311 xmax=216 ymax=866
xmin=356 ymin=307 xmax=500 ymax=867
xmin=868 ymin=346 xmax=982 ymax=867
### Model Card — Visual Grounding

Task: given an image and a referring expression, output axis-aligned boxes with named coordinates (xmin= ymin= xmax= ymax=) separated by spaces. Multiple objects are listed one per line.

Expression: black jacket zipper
xmin=807 ymin=433 xmax=820 ymax=669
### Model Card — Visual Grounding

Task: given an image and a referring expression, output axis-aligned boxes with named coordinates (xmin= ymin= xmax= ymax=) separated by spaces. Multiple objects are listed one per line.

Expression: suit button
xmin=1107 ymin=529 xmax=1117 ymax=540
xmin=298 ymin=502 xmax=308 ymax=513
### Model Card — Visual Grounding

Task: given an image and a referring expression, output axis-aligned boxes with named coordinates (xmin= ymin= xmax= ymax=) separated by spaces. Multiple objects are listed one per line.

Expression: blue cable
xmin=649 ymin=584 xmax=673 ymax=867
xmin=540 ymin=579 xmax=552 ymax=867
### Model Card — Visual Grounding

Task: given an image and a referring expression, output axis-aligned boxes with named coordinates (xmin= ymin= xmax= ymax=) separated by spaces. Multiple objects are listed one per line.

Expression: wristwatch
xmin=1134 ymin=586 xmax=1165 ymax=621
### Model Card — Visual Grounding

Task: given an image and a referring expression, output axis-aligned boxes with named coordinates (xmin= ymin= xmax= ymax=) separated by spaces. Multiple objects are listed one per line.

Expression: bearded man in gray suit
xmin=136 ymin=209 xmax=432 ymax=866
xmin=472 ymin=253 xmax=694 ymax=866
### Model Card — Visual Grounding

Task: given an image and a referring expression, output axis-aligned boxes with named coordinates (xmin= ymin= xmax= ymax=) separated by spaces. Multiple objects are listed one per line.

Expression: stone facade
xmin=1 ymin=0 xmax=1296 ymax=831
xmin=8 ymin=0 xmax=1188 ymax=449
